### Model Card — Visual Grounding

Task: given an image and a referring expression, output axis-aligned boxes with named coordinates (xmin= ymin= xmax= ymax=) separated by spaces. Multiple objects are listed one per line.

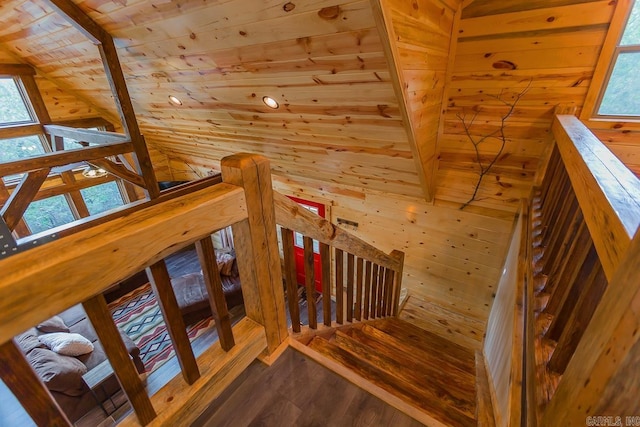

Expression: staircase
xmin=305 ymin=317 xmax=481 ymax=426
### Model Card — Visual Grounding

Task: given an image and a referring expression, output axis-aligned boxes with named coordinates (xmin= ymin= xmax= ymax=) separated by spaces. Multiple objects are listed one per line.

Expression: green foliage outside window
xmin=23 ymin=196 xmax=76 ymax=234
xmin=598 ymin=0 xmax=640 ymax=117
xmin=0 ymin=78 xmax=32 ymax=124
xmin=80 ymin=181 xmax=124 ymax=215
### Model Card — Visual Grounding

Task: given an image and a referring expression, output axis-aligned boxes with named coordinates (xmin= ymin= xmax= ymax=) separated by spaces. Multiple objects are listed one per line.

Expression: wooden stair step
xmin=308 ymin=336 xmax=476 ymax=427
xmin=371 ymin=317 xmax=476 ymax=372
xmin=343 ymin=324 xmax=476 ymax=393
xmin=336 ymin=327 xmax=476 ymax=419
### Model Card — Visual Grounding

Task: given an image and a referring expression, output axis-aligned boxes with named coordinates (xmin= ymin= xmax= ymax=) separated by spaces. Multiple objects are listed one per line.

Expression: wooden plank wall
xmin=592 ymin=129 xmax=640 ymax=178
xmin=437 ymin=0 xmax=616 ymax=215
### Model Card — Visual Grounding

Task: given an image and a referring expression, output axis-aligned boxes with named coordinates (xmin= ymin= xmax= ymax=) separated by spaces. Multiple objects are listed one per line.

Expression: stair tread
xmin=351 ymin=324 xmax=476 ymax=383
xmin=371 ymin=317 xmax=476 ymax=372
xmin=335 ymin=328 xmax=476 ymax=418
xmin=308 ymin=336 xmax=476 ymax=427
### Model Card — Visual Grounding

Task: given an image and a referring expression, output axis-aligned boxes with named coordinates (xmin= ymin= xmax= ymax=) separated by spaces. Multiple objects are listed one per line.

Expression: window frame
xmin=582 ymin=0 xmax=640 ymax=128
xmin=0 ymin=66 xmax=129 ymax=236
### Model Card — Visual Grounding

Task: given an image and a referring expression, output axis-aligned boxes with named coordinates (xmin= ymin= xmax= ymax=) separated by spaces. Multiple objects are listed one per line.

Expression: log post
xmin=221 ymin=154 xmax=287 ymax=355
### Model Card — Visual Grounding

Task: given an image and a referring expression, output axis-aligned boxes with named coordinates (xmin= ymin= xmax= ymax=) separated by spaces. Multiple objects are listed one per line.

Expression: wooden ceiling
xmin=0 ymin=0 xmax=623 ymax=217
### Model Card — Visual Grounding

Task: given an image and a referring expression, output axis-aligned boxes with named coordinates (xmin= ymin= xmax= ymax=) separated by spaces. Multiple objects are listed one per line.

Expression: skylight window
xmin=597 ymin=0 xmax=640 ymax=117
xmin=0 ymin=77 xmax=35 ymax=125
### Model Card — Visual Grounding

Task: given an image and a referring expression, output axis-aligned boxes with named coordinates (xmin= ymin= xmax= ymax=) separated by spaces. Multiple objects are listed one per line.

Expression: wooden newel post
xmin=221 ymin=154 xmax=288 ymax=355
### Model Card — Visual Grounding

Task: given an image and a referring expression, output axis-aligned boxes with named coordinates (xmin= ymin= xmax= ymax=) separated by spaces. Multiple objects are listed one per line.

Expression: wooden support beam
xmin=42 ymin=125 xmax=128 ymax=144
xmin=195 ymin=236 xmax=235 ymax=351
xmin=0 ymin=182 xmax=247 ymax=342
xmin=91 ymin=158 xmax=146 ymax=188
xmin=542 ymin=228 xmax=640 ymax=424
xmin=553 ymin=115 xmax=640 ymax=280
xmin=0 ymin=180 xmax=30 ymax=236
xmin=221 ymin=154 xmax=287 ymax=355
xmin=0 ymin=124 xmax=42 ymax=140
xmin=1 ymin=168 xmax=50 ymax=231
xmin=303 ymin=236 xmax=317 ymax=329
xmin=0 ymin=340 xmax=71 ymax=426
xmin=0 ymin=142 xmax=133 ymax=177
xmin=83 ymin=295 xmax=156 ymax=425
xmin=146 ymin=261 xmax=200 ymax=384
xmin=43 ymin=0 xmax=159 ymax=199
xmin=281 ymin=227 xmax=301 ymax=333
xmin=369 ymin=0 xmax=435 ymax=202
xmin=0 ymin=64 xmax=35 ymax=76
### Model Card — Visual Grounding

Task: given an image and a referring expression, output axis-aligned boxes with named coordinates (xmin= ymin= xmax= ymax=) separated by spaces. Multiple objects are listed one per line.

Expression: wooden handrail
xmin=552 ymin=115 xmax=640 ymax=280
xmin=274 ymin=191 xmax=402 ymax=272
xmin=0 ymin=182 xmax=247 ymax=343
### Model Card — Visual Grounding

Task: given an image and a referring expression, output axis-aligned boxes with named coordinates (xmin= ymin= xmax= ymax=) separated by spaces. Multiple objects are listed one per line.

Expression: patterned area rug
xmin=108 ymin=283 xmax=213 ymax=374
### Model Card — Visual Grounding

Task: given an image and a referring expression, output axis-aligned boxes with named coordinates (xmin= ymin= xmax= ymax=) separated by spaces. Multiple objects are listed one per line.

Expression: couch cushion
xmin=15 ymin=328 xmax=46 ymax=354
xmin=26 ymin=347 xmax=88 ymax=396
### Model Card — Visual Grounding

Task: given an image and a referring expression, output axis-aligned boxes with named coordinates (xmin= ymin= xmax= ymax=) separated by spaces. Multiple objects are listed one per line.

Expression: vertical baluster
xmin=83 ymin=295 xmax=156 ymax=425
xmin=195 ymin=237 xmax=235 ymax=350
xmin=376 ymin=267 xmax=385 ymax=317
xmin=363 ymin=260 xmax=372 ymax=320
xmin=0 ymin=340 xmax=71 ymax=426
xmin=320 ymin=243 xmax=332 ymax=327
xmin=371 ymin=264 xmax=379 ymax=318
xmin=542 ymin=194 xmax=578 ymax=273
xmin=281 ymin=228 xmax=301 ymax=332
xmin=539 ymin=146 xmax=561 ymax=208
xmin=303 ymin=236 xmax=317 ymax=329
xmin=147 ymin=261 xmax=200 ymax=384
xmin=391 ymin=250 xmax=405 ymax=316
xmin=335 ymin=248 xmax=344 ymax=324
xmin=548 ymin=262 xmax=608 ymax=374
xmin=543 ymin=206 xmax=583 ymax=281
xmin=384 ymin=267 xmax=394 ymax=316
xmin=355 ymin=257 xmax=364 ymax=321
xmin=346 ymin=253 xmax=355 ymax=322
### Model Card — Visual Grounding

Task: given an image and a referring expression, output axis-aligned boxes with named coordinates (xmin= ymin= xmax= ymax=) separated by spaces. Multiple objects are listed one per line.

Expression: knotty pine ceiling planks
xmin=0 ymin=0 xmax=621 ymax=215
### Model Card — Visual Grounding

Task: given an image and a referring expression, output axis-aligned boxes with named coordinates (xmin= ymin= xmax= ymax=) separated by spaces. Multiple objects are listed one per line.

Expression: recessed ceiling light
xmin=168 ymin=95 xmax=183 ymax=106
xmin=262 ymin=96 xmax=279 ymax=109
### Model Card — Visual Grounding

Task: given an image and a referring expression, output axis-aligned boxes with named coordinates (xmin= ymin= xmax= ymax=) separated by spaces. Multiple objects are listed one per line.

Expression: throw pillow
xmin=39 ymin=332 xmax=94 ymax=356
xmin=37 ymin=315 xmax=70 ymax=333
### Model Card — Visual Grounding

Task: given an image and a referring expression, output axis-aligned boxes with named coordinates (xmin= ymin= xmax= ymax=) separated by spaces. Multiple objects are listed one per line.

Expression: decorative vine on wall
xmin=456 ymin=81 xmax=532 ymax=210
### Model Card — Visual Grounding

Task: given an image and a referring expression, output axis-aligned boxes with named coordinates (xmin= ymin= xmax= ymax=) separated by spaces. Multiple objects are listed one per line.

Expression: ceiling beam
xmin=1 ymin=169 xmax=50 ymax=231
xmin=370 ymin=0 xmax=436 ymax=202
xmin=43 ymin=0 xmax=159 ymax=199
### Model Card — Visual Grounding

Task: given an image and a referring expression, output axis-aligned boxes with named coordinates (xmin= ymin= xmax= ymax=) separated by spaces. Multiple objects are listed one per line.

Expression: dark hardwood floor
xmin=193 ymin=348 xmax=424 ymax=427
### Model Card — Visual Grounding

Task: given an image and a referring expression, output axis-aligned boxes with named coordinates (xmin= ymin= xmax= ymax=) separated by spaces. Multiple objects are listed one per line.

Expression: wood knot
xmin=283 ymin=2 xmax=295 ymax=12
xmin=492 ymin=60 xmax=517 ymax=70
xmin=239 ymin=30 xmax=247 ymax=36
xmin=546 ymin=16 xmax=555 ymax=22
xmin=318 ymin=5 xmax=340 ymax=20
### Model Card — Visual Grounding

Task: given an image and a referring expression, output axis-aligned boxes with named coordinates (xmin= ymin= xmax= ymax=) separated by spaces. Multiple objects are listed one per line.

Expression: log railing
xmin=274 ymin=192 xmax=405 ymax=334
xmin=483 ymin=115 xmax=640 ymax=425
xmin=0 ymin=154 xmax=288 ymax=426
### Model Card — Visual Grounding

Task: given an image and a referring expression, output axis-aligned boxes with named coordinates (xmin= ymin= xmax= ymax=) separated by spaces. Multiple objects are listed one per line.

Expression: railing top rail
xmin=552 ymin=115 xmax=640 ymax=279
xmin=273 ymin=191 xmax=403 ymax=271
xmin=0 ymin=182 xmax=247 ymax=343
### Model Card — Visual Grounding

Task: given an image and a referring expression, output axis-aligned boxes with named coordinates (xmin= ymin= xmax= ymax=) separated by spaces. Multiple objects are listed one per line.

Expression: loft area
xmin=0 ymin=0 xmax=639 ymax=426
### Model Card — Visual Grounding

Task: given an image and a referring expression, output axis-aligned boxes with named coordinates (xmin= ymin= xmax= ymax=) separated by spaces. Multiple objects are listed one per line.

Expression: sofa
xmin=16 ymin=304 xmax=144 ymax=422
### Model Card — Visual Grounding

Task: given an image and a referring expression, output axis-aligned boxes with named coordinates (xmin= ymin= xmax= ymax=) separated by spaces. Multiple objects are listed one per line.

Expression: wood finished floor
xmin=193 ymin=348 xmax=424 ymax=427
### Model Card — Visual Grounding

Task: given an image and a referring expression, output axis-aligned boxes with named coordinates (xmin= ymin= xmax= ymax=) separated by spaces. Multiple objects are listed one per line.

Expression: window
xmin=23 ymin=195 xmax=76 ymax=234
xmin=0 ymin=77 xmax=34 ymax=125
xmin=80 ymin=181 xmax=125 ymax=215
xmin=597 ymin=0 xmax=640 ymax=118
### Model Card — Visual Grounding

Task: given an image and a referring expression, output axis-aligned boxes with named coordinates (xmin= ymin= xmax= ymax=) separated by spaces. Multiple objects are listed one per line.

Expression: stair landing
xmin=299 ymin=316 xmax=486 ymax=426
